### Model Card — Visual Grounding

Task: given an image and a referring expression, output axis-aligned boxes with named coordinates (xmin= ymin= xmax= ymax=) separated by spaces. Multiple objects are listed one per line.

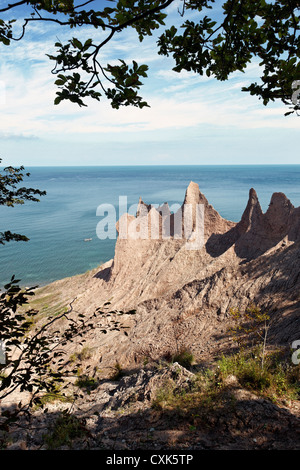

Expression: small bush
xmin=152 ymin=379 xmax=176 ymax=410
xmin=111 ymin=362 xmax=124 ymax=381
xmin=217 ymin=350 xmax=300 ymax=402
xmin=0 ymin=432 xmax=8 ymax=450
xmin=43 ymin=411 xmax=87 ymax=449
xmin=151 ymin=372 xmax=223 ymax=421
xmin=151 ymin=347 xmax=300 ymax=429
xmin=173 ymin=349 xmax=194 ymax=369
xmin=75 ymin=374 xmax=98 ymax=392
xmin=69 ymin=347 xmax=92 ymax=363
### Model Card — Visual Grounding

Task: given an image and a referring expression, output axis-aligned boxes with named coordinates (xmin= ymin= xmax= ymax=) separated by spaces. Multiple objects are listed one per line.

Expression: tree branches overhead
xmin=0 ymin=0 xmax=299 ymax=113
xmin=0 ymin=159 xmax=46 ymax=245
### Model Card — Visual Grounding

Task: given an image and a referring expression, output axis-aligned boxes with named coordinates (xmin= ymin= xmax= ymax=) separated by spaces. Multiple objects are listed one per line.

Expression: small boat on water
xmin=84 ymin=238 xmax=92 ymax=242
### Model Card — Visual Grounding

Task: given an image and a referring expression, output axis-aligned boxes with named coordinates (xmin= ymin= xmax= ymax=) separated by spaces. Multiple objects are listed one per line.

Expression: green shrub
xmin=111 ymin=362 xmax=124 ymax=381
xmin=69 ymin=346 xmax=92 ymax=363
xmin=43 ymin=411 xmax=87 ymax=449
xmin=75 ymin=374 xmax=98 ymax=392
xmin=172 ymin=349 xmax=194 ymax=369
xmin=35 ymin=389 xmax=73 ymax=409
xmin=217 ymin=350 xmax=300 ymax=402
xmin=151 ymin=370 xmax=223 ymax=421
xmin=152 ymin=379 xmax=176 ymax=410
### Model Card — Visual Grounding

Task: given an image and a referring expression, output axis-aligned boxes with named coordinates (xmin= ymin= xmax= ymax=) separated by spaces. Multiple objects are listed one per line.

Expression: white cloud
xmin=0 ymin=64 xmax=298 ymax=140
xmin=0 ymin=27 xmax=298 ymax=144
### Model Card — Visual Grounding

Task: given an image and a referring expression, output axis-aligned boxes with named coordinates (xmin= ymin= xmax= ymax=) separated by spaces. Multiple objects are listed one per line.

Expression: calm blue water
xmin=0 ymin=165 xmax=299 ymax=288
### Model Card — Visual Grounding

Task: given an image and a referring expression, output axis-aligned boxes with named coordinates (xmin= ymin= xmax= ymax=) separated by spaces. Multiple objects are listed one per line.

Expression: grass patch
xmin=151 ymin=348 xmax=300 ymax=422
xmin=217 ymin=348 xmax=300 ymax=403
xmin=69 ymin=346 xmax=93 ymax=363
xmin=172 ymin=349 xmax=194 ymax=369
xmin=151 ymin=371 xmax=224 ymax=427
xmin=75 ymin=374 xmax=98 ymax=392
xmin=111 ymin=362 xmax=124 ymax=381
xmin=35 ymin=391 xmax=73 ymax=409
xmin=43 ymin=411 xmax=87 ymax=449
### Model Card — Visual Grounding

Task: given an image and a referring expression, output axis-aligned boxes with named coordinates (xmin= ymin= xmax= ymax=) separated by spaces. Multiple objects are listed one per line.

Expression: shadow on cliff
xmin=206 ymin=190 xmax=300 ymax=261
xmin=245 ymin=242 xmax=300 ymax=296
xmin=205 ymin=224 xmax=298 ymax=261
xmin=2 ymin=382 xmax=299 ymax=450
xmin=244 ymin=243 xmax=300 ymax=344
xmin=205 ymin=226 xmax=239 ymax=258
xmin=87 ymin=390 xmax=299 ymax=450
xmin=93 ymin=264 xmax=113 ymax=282
xmin=210 ymin=302 xmax=300 ymax=351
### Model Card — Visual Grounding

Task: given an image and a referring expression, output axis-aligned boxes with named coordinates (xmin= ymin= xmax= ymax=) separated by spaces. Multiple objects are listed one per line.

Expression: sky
xmin=0 ymin=0 xmax=299 ymax=167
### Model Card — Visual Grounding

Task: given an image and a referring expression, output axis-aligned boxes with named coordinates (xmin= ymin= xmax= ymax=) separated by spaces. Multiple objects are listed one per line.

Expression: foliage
xmin=151 ymin=368 xmax=223 ymax=418
xmin=43 ymin=409 xmax=87 ymax=449
xmin=69 ymin=346 xmax=92 ymax=362
xmin=0 ymin=278 xmax=136 ymax=432
xmin=172 ymin=348 xmax=194 ymax=369
xmin=34 ymin=387 xmax=73 ymax=408
xmin=152 ymin=348 xmax=299 ymax=420
xmin=0 ymin=158 xmax=46 ymax=245
xmin=75 ymin=374 xmax=98 ymax=392
xmin=217 ymin=349 xmax=300 ymax=402
xmin=0 ymin=1 xmax=298 ymax=113
xmin=111 ymin=361 xmax=124 ymax=380
xmin=228 ymin=303 xmax=270 ymax=368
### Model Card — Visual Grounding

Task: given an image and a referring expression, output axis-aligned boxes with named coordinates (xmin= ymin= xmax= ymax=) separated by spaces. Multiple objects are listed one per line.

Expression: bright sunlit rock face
xmin=53 ymin=181 xmax=300 ymax=373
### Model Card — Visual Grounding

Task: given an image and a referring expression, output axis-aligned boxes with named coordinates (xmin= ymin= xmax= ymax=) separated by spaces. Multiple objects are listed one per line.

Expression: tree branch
xmin=114 ymin=0 xmax=175 ymax=32
xmin=0 ymin=0 xmax=26 ymax=13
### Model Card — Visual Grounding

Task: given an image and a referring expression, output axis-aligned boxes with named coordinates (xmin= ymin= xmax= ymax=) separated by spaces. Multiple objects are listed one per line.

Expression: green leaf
xmin=72 ymin=38 xmax=83 ymax=49
xmin=0 ymin=37 xmax=10 ymax=46
xmin=54 ymin=79 xmax=66 ymax=86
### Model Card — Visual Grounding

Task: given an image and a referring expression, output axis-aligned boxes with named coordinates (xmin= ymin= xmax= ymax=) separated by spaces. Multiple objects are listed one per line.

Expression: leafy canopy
xmin=0 ymin=158 xmax=46 ymax=245
xmin=0 ymin=0 xmax=299 ymax=114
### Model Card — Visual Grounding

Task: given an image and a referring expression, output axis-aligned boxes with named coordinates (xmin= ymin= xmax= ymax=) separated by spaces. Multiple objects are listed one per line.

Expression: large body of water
xmin=1 ymin=165 xmax=299 ymax=288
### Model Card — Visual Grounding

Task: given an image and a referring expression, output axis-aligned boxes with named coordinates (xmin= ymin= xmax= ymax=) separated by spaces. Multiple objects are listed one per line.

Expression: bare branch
xmin=0 ymin=0 xmax=27 ymax=13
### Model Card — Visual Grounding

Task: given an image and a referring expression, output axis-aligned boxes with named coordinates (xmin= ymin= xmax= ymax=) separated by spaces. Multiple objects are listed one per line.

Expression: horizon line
xmin=4 ymin=163 xmax=300 ymax=168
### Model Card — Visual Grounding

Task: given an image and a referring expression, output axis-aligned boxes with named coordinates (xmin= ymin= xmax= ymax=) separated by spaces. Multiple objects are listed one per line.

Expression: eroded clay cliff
xmin=32 ymin=181 xmax=300 ymax=375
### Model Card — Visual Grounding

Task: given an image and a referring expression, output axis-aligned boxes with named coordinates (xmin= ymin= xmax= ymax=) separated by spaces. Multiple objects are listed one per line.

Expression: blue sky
xmin=0 ymin=0 xmax=299 ymax=166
